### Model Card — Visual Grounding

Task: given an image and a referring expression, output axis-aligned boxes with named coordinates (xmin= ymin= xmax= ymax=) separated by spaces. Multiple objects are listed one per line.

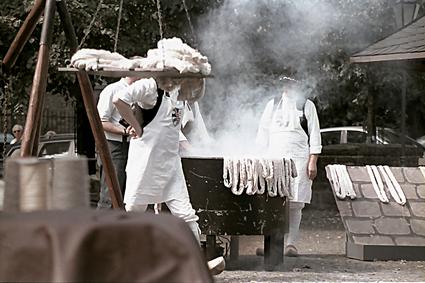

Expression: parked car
xmin=320 ymin=126 xmax=425 ymax=151
xmin=0 ymin=133 xmax=14 ymax=155
xmin=5 ymin=133 xmax=76 ymax=159
xmin=0 ymin=133 xmax=96 ymax=178
xmin=417 ymin=135 xmax=425 ymax=148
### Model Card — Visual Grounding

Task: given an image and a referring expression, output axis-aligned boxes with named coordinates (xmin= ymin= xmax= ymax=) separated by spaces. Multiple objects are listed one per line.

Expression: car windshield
xmin=38 ymin=141 xmax=71 ymax=157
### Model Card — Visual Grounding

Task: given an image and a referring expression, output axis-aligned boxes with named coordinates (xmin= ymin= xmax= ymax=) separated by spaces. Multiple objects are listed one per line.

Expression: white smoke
xmin=188 ymin=0 xmax=389 ymax=157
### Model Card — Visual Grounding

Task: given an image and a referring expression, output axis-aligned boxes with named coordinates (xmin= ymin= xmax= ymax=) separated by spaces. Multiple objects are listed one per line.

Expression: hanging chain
xmin=114 ymin=0 xmax=124 ymax=53
xmin=181 ymin=0 xmax=196 ymax=44
xmin=78 ymin=0 xmax=104 ymax=49
xmin=155 ymin=0 xmax=166 ymax=69
xmin=1 ymin=78 xmax=11 ymax=159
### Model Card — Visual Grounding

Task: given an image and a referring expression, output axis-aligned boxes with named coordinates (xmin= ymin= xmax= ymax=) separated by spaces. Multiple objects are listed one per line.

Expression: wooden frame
xmin=2 ymin=0 xmax=124 ymax=209
xmin=58 ymin=67 xmax=213 ymax=78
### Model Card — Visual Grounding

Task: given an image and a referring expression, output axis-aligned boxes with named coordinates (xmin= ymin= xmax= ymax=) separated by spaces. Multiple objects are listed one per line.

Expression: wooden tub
xmin=182 ymin=156 xmax=289 ymax=270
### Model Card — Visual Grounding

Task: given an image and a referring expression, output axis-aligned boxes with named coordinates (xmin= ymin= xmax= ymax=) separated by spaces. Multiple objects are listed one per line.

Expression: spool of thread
xmin=19 ymin=158 xmax=51 ymax=212
xmin=3 ymin=159 xmax=21 ymax=212
xmin=51 ymin=157 xmax=89 ymax=210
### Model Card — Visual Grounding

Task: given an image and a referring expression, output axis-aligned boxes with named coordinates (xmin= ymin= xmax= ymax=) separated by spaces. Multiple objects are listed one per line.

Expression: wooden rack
xmin=58 ymin=67 xmax=213 ymax=78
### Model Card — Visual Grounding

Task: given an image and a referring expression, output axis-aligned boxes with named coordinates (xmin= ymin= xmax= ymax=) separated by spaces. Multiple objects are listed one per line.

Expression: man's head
xmin=12 ymin=124 xmax=23 ymax=139
xmin=156 ymin=77 xmax=182 ymax=92
xmin=125 ymin=76 xmax=142 ymax=85
xmin=278 ymin=76 xmax=299 ymax=94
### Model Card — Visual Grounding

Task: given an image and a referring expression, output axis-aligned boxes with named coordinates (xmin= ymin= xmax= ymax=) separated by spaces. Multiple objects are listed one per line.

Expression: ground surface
xmin=215 ymin=209 xmax=425 ymax=282
xmin=1 ymin=180 xmax=424 ymax=282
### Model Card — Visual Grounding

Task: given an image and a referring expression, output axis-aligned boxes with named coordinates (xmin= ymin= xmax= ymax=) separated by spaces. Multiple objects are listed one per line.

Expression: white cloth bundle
xmin=70 ymin=38 xmax=211 ymax=75
xmin=70 ymin=49 xmax=138 ymax=71
xmin=366 ymin=165 xmax=406 ymax=205
xmin=327 ymin=164 xmax=356 ymax=200
xmin=223 ymin=157 xmax=296 ymax=198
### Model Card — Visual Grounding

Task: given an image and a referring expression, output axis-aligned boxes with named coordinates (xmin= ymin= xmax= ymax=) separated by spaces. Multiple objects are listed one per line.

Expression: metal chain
xmin=113 ymin=0 xmax=124 ymax=53
xmin=78 ymin=0 xmax=104 ymax=49
xmin=181 ymin=0 xmax=196 ymax=44
xmin=1 ymin=78 xmax=11 ymax=159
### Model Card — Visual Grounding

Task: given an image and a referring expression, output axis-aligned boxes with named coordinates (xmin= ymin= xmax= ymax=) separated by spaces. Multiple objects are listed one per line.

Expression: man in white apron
xmin=256 ymin=76 xmax=322 ymax=257
xmin=113 ymin=77 xmax=225 ymax=274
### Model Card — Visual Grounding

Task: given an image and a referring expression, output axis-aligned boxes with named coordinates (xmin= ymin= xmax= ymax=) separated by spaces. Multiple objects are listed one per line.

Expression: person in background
xmin=179 ymin=100 xmax=212 ymax=156
xmin=10 ymin=124 xmax=23 ymax=145
xmin=113 ymin=77 xmax=225 ymax=275
xmin=256 ymin=76 xmax=322 ymax=257
xmin=97 ymin=77 xmax=140 ymax=209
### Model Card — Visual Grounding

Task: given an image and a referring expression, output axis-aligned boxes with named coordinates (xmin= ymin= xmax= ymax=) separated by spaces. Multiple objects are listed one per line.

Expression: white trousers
xmin=127 ymin=197 xmax=201 ymax=243
xmin=285 ymin=201 xmax=305 ymax=247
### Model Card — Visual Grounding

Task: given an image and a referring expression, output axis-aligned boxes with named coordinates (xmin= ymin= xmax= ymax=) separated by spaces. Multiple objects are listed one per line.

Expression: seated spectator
xmin=10 ymin=124 xmax=23 ymax=145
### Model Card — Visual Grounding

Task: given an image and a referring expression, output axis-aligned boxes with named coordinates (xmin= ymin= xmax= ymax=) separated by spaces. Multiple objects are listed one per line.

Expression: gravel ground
xmin=215 ymin=209 xmax=425 ymax=282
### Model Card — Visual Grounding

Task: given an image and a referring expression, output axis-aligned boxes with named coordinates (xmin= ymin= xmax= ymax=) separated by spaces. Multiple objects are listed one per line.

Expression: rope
xmin=113 ymin=0 xmax=124 ymax=53
xmin=181 ymin=0 xmax=196 ymax=44
xmin=156 ymin=0 xmax=164 ymax=39
xmin=155 ymin=0 xmax=166 ymax=69
xmin=78 ymin=0 xmax=104 ymax=49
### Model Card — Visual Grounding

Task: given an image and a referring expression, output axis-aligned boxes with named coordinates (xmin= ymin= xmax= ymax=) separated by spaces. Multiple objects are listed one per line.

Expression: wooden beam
xmin=56 ymin=0 xmax=78 ymax=54
xmin=350 ymin=51 xmax=425 ymax=63
xmin=21 ymin=0 xmax=56 ymax=157
xmin=57 ymin=67 xmax=213 ymax=78
xmin=57 ymin=0 xmax=124 ymax=209
xmin=76 ymin=71 xmax=124 ymax=209
xmin=2 ymin=0 xmax=46 ymax=72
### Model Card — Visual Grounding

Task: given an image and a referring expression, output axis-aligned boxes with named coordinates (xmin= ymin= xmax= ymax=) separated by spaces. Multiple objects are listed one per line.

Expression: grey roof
xmin=351 ymin=15 xmax=425 ymax=63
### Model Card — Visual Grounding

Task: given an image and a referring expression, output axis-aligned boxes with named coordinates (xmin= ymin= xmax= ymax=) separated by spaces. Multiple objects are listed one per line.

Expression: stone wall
xmin=309 ymin=144 xmax=423 ymax=211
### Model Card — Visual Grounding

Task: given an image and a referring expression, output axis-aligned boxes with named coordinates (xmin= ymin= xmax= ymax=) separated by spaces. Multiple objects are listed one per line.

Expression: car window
xmin=38 ymin=141 xmax=71 ymax=157
xmin=347 ymin=131 xmax=367 ymax=143
xmin=321 ymin=131 xmax=341 ymax=145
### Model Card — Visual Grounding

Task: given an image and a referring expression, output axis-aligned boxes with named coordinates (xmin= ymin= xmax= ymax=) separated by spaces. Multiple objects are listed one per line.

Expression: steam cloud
xmin=189 ymin=0 xmax=388 ymax=157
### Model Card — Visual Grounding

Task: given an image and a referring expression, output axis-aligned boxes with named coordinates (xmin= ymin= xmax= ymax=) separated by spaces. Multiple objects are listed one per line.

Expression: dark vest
xmin=133 ymin=88 xmax=164 ymax=128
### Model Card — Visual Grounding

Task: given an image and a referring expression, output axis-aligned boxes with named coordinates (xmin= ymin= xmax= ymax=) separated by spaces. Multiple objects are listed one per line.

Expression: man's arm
xmin=179 ymin=78 xmax=205 ymax=101
xmin=113 ymin=99 xmax=142 ymax=137
xmin=102 ymin=121 xmax=127 ymax=136
xmin=307 ymin=154 xmax=319 ymax=180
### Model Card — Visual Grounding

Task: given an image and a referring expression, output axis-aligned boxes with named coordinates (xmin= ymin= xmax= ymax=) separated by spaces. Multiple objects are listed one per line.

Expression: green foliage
xmin=1 ymin=0 xmax=424 ymax=137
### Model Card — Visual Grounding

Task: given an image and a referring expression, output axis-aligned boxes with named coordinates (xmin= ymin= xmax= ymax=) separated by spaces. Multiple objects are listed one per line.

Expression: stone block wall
xmin=326 ymin=166 xmax=425 ymax=253
xmin=309 ymin=144 xmax=423 ymax=210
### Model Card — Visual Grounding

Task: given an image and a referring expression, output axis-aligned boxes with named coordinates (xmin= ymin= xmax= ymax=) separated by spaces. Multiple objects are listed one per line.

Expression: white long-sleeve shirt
xmin=97 ymin=79 xmax=129 ymax=142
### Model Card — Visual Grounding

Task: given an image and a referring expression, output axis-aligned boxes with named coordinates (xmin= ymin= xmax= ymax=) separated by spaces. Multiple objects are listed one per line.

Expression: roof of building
xmin=350 ymin=15 xmax=425 ymax=63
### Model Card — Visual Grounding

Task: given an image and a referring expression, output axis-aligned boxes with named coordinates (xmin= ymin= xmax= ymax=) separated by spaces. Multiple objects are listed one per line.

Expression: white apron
xmin=124 ymin=93 xmax=189 ymax=207
xmin=268 ymin=96 xmax=312 ymax=204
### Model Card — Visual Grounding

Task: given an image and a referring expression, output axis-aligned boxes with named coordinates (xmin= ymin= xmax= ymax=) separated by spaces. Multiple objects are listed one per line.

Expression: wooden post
xmin=76 ymin=71 xmax=124 ymax=209
xmin=2 ymin=0 xmax=47 ymax=72
xmin=56 ymin=0 xmax=124 ymax=209
xmin=264 ymin=230 xmax=284 ymax=271
xmin=21 ymin=0 xmax=56 ymax=157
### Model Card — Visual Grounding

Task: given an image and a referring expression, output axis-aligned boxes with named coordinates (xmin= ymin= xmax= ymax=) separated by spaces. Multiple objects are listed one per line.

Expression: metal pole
xmin=2 ymin=0 xmax=47 ymax=72
xmin=56 ymin=0 xmax=124 ymax=209
xmin=21 ymin=0 xmax=56 ymax=157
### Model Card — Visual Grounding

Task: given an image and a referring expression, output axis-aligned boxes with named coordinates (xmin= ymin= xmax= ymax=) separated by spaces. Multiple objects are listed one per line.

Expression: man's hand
xmin=128 ymin=125 xmax=142 ymax=138
xmin=307 ymin=154 xmax=319 ymax=180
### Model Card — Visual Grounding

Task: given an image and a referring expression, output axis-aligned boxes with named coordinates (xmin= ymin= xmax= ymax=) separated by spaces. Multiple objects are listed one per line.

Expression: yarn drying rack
xmin=58 ymin=67 xmax=213 ymax=78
